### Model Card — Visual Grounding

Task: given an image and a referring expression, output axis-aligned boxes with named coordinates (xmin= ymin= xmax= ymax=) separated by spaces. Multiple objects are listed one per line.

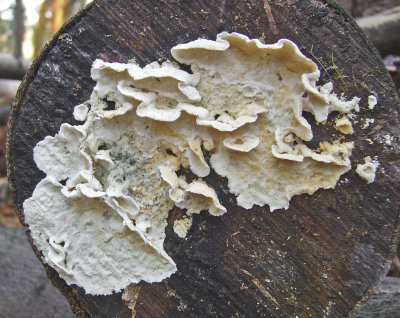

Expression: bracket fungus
xmin=24 ymin=32 xmax=362 ymax=295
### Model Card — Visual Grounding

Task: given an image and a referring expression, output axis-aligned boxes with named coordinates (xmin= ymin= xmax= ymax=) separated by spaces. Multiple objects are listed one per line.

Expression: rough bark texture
xmin=7 ymin=0 xmax=400 ymax=317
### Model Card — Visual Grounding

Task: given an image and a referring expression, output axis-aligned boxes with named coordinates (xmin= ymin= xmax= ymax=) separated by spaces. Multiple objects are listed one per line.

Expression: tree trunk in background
xmin=13 ymin=0 xmax=25 ymax=58
xmin=50 ymin=0 xmax=65 ymax=35
xmin=0 ymin=53 xmax=30 ymax=80
xmin=7 ymin=0 xmax=400 ymax=317
xmin=336 ymin=0 xmax=400 ymax=18
xmin=356 ymin=6 xmax=400 ymax=56
xmin=63 ymin=0 xmax=77 ymax=22
xmin=34 ymin=0 xmax=50 ymax=57
xmin=34 ymin=0 xmax=74 ymax=57
xmin=351 ymin=0 xmax=361 ymax=17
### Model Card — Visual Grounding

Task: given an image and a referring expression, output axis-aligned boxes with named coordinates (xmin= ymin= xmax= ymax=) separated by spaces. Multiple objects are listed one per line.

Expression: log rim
xmin=6 ymin=3 xmax=98 ymax=317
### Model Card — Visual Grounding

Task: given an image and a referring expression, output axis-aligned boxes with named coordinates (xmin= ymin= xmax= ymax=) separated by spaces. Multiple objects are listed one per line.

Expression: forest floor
xmin=0 ymin=1 xmax=399 ymax=318
xmin=0 ymin=226 xmax=74 ymax=318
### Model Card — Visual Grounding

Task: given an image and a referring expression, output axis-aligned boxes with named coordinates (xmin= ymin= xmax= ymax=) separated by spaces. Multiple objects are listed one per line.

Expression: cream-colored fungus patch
xmin=23 ymin=32 xmax=360 ymax=295
xmin=335 ymin=116 xmax=354 ymax=135
xmin=362 ymin=118 xmax=375 ymax=129
xmin=356 ymin=156 xmax=379 ymax=183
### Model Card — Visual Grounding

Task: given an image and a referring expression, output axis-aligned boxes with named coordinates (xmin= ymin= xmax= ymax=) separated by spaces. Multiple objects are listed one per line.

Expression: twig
xmin=263 ymin=0 xmax=278 ymax=36
xmin=242 ymin=269 xmax=279 ymax=306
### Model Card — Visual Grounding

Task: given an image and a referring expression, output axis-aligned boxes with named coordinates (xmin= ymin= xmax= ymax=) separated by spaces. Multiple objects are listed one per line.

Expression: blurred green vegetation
xmin=0 ymin=0 xmax=90 ymax=60
xmin=0 ymin=19 xmax=13 ymax=54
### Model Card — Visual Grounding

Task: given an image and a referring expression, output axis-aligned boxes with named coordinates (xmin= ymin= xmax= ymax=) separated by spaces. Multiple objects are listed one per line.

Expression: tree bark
xmin=7 ymin=0 xmax=400 ymax=317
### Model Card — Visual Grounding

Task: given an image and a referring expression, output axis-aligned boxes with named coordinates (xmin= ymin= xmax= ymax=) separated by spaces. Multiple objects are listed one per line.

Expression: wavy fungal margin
xmin=23 ymin=32 xmax=360 ymax=295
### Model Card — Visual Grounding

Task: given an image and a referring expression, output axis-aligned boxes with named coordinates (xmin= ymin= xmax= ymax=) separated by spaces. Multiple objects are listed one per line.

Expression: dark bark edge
xmin=6 ymin=1 xmax=97 ymax=317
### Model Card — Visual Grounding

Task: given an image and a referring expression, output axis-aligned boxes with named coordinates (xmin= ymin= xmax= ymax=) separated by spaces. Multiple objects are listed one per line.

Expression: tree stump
xmin=7 ymin=0 xmax=400 ymax=317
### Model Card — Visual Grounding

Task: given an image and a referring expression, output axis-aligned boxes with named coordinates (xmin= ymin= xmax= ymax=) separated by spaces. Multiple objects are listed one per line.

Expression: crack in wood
xmin=242 ymin=269 xmax=279 ymax=306
xmin=122 ymin=284 xmax=141 ymax=318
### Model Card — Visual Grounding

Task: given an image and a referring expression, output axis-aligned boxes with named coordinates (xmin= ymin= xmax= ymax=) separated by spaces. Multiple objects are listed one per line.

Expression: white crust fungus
xmin=356 ymin=156 xmax=379 ymax=183
xmin=368 ymin=95 xmax=378 ymax=110
xmin=23 ymin=32 xmax=360 ymax=295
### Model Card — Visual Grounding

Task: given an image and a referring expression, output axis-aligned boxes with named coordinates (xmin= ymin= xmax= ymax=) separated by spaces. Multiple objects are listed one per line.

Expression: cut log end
xmin=7 ymin=0 xmax=400 ymax=317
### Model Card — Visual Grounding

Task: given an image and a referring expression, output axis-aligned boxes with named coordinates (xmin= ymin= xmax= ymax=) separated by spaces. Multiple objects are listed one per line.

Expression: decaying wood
xmin=357 ymin=6 xmax=400 ymax=56
xmin=353 ymin=277 xmax=400 ymax=318
xmin=7 ymin=0 xmax=400 ymax=317
xmin=122 ymin=284 xmax=141 ymax=318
